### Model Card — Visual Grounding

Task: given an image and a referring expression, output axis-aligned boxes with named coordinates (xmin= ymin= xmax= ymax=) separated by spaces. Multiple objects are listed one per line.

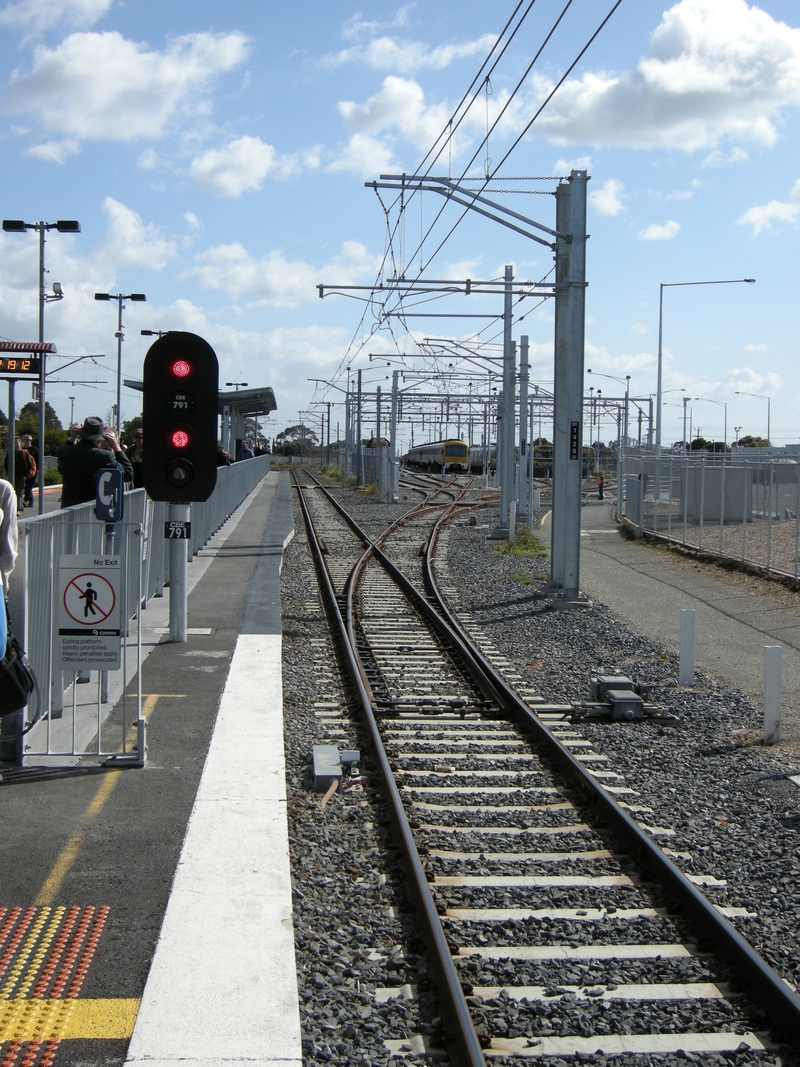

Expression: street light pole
xmin=656 ymin=278 xmax=755 ymax=494
xmin=735 ymin=391 xmax=771 ymax=444
xmin=694 ymin=397 xmax=727 ymax=449
xmin=3 ymin=218 xmax=80 ymax=513
xmin=95 ymin=292 xmax=146 ymax=433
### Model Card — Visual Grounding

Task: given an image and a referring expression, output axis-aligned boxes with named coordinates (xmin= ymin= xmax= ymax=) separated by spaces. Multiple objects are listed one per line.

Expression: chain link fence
xmin=620 ymin=448 xmax=800 ymax=580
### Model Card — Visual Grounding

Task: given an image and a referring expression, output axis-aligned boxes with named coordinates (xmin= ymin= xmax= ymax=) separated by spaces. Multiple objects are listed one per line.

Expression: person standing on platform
xmin=125 ymin=429 xmax=144 ymax=489
xmin=4 ymin=439 xmax=34 ymax=514
xmin=597 ymin=473 xmax=605 ymax=501
xmin=57 ymin=417 xmax=132 ymax=508
xmin=20 ymin=434 xmax=39 ymax=509
xmin=236 ymin=440 xmax=254 ymax=462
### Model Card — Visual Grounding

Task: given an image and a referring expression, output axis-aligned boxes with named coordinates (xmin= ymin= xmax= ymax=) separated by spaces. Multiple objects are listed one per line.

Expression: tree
xmin=736 ymin=434 xmax=770 ymax=448
xmin=16 ymin=402 xmax=67 ymax=455
xmin=122 ymin=414 xmax=143 ymax=447
xmin=274 ymin=424 xmax=318 ymax=457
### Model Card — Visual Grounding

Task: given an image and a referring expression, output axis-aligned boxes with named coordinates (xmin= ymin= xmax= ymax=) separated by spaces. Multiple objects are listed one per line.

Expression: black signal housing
xmin=142 ymin=332 xmax=219 ymax=502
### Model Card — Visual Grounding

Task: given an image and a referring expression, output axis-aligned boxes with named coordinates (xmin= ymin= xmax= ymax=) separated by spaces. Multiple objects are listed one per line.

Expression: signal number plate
xmin=165 ymin=520 xmax=191 ymax=539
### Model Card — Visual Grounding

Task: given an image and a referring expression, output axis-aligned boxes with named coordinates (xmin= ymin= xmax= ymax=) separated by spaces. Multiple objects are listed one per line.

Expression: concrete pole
xmin=344 ymin=382 xmax=351 ymax=474
xmin=389 ymin=370 xmax=399 ymax=502
xmin=549 ymin=171 xmax=588 ymax=604
xmin=499 ymin=265 xmax=514 ymax=528
xmin=357 ymin=369 xmax=363 ymax=485
xmin=376 ymin=385 xmax=382 ymax=443
xmin=519 ymin=335 xmax=529 ymax=520
xmin=169 ymin=503 xmax=190 ymax=642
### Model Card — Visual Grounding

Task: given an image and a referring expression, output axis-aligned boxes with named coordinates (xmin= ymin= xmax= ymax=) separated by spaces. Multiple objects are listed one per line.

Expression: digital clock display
xmin=0 ymin=357 xmax=40 ymax=376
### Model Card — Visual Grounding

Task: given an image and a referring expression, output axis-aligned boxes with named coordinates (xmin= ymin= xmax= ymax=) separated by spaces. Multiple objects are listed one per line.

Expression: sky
xmin=0 ymin=0 xmax=798 ymax=450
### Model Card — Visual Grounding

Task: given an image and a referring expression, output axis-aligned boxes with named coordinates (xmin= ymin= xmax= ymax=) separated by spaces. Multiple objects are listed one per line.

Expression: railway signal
xmin=142 ymin=332 xmax=219 ymax=502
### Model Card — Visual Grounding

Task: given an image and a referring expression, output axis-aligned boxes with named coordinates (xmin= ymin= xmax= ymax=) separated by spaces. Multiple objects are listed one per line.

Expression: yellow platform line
xmin=0 ymin=998 xmax=139 ymax=1041
xmin=35 ymin=695 xmax=166 ymax=906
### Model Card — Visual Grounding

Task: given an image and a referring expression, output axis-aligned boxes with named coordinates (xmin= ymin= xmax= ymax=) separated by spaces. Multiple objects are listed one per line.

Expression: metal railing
xmin=10 ymin=455 xmax=272 ymax=725
xmin=620 ymin=448 xmax=800 ymax=580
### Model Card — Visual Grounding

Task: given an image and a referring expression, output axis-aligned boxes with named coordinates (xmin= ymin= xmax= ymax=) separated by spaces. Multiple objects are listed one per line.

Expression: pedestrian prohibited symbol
xmin=63 ymin=572 xmax=116 ymax=625
xmin=57 ymin=555 xmax=121 ymax=669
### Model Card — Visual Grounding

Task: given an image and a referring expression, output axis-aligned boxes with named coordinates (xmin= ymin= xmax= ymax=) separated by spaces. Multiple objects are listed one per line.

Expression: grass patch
xmin=494 ymin=527 xmax=549 ymax=557
xmin=320 ymin=464 xmax=341 ymax=479
xmin=510 ymin=569 xmax=533 ymax=585
xmin=343 ymin=474 xmax=358 ymax=488
xmin=360 ymin=482 xmax=380 ymax=496
xmin=44 ymin=468 xmax=62 ymax=485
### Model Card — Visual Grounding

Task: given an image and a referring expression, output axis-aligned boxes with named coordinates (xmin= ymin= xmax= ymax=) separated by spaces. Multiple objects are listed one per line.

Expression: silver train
xmin=468 ymin=445 xmax=497 ymax=474
xmin=404 ymin=439 xmax=469 ymax=473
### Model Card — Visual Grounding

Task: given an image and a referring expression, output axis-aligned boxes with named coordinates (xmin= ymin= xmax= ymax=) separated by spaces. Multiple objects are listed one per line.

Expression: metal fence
xmin=620 ymin=448 xmax=800 ymax=579
xmin=10 ymin=455 xmax=272 ymax=724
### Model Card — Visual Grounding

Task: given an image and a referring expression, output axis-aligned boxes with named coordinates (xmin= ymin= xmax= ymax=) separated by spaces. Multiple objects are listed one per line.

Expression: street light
xmin=95 ymin=292 xmax=146 ymax=432
xmin=225 ymin=382 xmax=249 ymax=391
xmin=656 ymin=278 xmax=755 ymax=453
xmin=735 ymin=391 xmax=771 ymax=444
xmin=141 ymin=329 xmax=168 ymax=338
xmin=3 ymin=217 xmax=80 ymax=512
xmin=694 ymin=397 xmax=727 ymax=449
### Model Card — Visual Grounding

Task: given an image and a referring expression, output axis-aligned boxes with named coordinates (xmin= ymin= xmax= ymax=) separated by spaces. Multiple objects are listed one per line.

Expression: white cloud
xmin=189 ymin=136 xmax=276 ymax=197
xmin=0 ymin=0 xmax=111 ymax=36
xmin=554 ymin=155 xmax=592 ymax=173
xmin=665 ymin=189 xmax=694 ymax=201
xmin=589 ymin=178 xmax=625 ymax=216
xmin=5 ymin=30 xmax=249 ymax=146
xmin=138 ymin=147 xmax=166 ymax=171
xmin=322 ymin=32 xmax=496 ymax=73
xmin=341 ymin=6 xmax=413 ymax=41
xmin=744 ymin=342 xmax=767 ymax=351
xmin=639 ymin=219 xmax=681 ymax=240
xmin=630 ymin=323 xmax=649 ymax=335
xmin=737 ymin=179 xmax=800 ymax=235
xmin=338 ymin=76 xmax=450 ymax=146
xmin=702 ymin=146 xmax=749 ymax=167
xmin=529 ymin=0 xmax=800 ymax=151
xmin=24 ymin=137 xmax=79 ymax=162
xmin=181 ymin=239 xmax=382 ymax=308
xmin=724 ymin=366 xmax=781 ymax=394
xmin=327 ymin=132 xmax=397 ymax=176
xmin=93 ymin=197 xmax=176 ymax=271
xmin=184 ymin=211 xmax=202 ymax=232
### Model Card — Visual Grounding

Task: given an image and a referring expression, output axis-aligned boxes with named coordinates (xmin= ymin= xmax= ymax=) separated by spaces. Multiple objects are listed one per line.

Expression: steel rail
xmin=422 ymin=508 xmax=800 ymax=1049
xmin=291 ymin=471 xmax=488 ymax=1067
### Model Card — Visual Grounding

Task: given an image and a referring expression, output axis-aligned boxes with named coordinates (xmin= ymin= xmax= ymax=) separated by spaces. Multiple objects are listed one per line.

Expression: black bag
xmin=0 ymin=624 xmax=35 ymax=717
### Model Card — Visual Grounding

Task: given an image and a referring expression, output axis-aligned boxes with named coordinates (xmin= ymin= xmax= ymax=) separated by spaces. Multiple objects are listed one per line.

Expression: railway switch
xmin=573 ymin=674 xmax=678 ymax=724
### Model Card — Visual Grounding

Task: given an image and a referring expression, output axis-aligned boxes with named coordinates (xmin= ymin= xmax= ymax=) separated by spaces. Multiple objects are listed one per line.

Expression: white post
xmin=678 ymin=608 xmax=695 ymax=685
xmin=764 ymin=645 xmax=781 ymax=744
xmin=508 ymin=500 xmax=516 ymax=544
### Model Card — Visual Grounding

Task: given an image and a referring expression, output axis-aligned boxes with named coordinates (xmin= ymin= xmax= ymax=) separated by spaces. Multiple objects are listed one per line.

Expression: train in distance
xmin=403 ymin=438 xmax=469 ymax=473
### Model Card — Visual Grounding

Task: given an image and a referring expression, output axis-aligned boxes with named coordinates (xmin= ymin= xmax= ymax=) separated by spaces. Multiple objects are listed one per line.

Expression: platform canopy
xmin=125 ymin=379 xmax=276 ymax=417
xmin=0 ymin=341 xmax=57 ymax=353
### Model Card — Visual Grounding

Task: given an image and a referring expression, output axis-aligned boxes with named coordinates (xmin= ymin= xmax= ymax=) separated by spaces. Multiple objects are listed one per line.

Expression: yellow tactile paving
xmin=0 ymin=998 xmax=139 ymax=1041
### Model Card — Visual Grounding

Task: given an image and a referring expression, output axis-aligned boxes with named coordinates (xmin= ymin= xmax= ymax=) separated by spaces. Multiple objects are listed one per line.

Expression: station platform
xmin=0 ymin=470 xmax=301 ymax=1067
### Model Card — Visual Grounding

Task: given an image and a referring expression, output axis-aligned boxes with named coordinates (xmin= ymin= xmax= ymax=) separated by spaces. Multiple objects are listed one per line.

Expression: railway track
xmin=293 ymin=469 xmax=800 ymax=1064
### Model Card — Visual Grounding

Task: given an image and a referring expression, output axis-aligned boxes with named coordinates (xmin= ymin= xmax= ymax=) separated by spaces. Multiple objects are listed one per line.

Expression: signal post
xmin=142 ymin=332 xmax=219 ymax=642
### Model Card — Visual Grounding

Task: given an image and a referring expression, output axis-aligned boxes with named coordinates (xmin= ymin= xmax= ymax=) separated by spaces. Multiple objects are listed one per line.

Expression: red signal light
xmin=171 ymin=359 xmax=191 ymax=378
xmin=171 ymin=429 xmax=191 ymax=449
